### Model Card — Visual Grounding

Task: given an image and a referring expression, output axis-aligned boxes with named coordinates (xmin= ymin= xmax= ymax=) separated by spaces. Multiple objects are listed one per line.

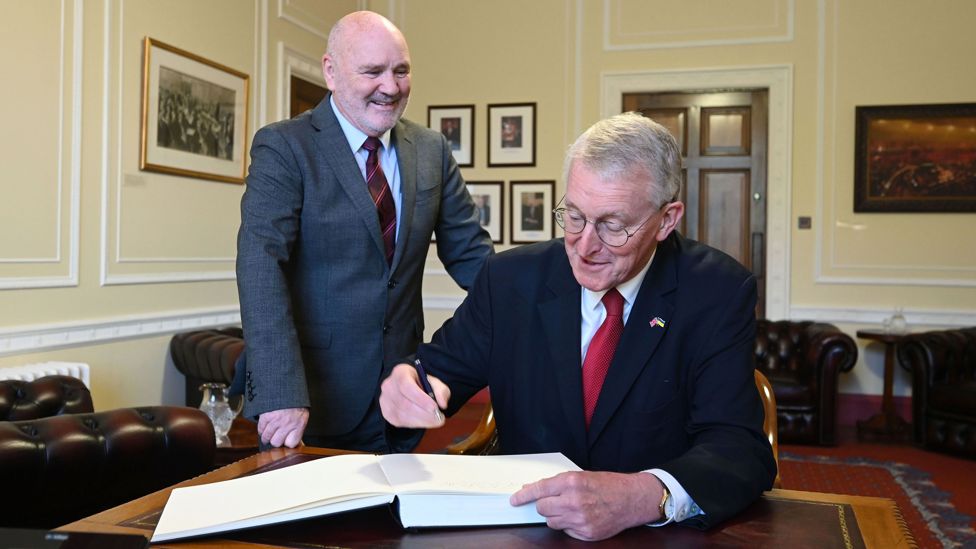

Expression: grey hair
xmin=563 ymin=112 xmax=682 ymax=207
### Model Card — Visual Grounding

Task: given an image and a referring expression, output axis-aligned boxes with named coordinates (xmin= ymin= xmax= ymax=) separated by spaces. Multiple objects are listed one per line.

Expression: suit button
xmin=388 ymin=279 xmax=397 ymax=289
xmin=383 ymin=324 xmax=390 ymax=334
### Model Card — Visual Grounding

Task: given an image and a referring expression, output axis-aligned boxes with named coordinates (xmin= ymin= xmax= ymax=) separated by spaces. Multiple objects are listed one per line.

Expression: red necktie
xmin=582 ymin=288 xmax=624 ymax=428
xmin=362 ymin=137 xmax=396 ymax=265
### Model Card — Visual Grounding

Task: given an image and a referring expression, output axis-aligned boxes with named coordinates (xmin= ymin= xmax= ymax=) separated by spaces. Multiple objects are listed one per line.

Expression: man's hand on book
xmin=258 ymin=407 xmax=309 ymax=448
xmin=509 ymin=470 xmax=660 ymax=541
xmin=379 ymin=363 xmax=449 ymax=428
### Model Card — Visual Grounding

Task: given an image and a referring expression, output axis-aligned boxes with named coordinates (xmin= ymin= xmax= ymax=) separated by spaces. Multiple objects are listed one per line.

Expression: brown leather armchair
xmin=170 ymin=327 xmax=243 ymax=408
xmin=754 ymin=320 xmax=858 ymax=446
xmin=898 ymin=327 xmax=976 ymax=458
xmin=0 ymin=376 xmax=216 ymax=528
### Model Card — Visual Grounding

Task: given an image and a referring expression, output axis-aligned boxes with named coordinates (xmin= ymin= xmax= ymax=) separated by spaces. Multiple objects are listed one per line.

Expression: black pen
xmin=413 ymin=358 xmax=443 ymax=422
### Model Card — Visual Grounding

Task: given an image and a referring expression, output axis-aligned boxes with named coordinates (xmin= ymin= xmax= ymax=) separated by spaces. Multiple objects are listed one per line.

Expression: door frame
xmin=602 ymin=65 xmax=792 ymax=320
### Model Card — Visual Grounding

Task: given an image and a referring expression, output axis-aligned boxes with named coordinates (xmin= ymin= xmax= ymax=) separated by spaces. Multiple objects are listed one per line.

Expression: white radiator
xmin=0 ymin=361 xmax=90 ymax=387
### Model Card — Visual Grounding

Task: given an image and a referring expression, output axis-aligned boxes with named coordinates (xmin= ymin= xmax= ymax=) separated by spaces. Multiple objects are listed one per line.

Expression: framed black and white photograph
xmin=428 ymin=104 xmax=474 ymax=168
xmin=140 ymin=37 xmax=250 ymax=184
xmin=466 ymin=181 xmax=504 ymax=243
xmin=488 ymin=103 xmax=536 ymax=167
xmin=510 ymin=180 xmax=554 ymax=244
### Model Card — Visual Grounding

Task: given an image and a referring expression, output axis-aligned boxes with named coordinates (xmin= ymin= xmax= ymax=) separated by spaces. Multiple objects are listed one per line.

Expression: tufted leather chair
xmin=754 ymin=320 xmax=858 ymax=446
xmin=0 ymin=376 xmax=216 ymax=528
xmin=898 ymin=327 xmax=976 ymax=458
xmin=170 ymin=327 xmax=244 ymax=408
xmin=0 ymin=375 xmax=93 ymax=420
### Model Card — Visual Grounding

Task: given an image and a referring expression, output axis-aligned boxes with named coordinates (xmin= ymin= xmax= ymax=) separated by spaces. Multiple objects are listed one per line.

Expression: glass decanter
xmin=199 ymin=382 xmax=241 ymax=444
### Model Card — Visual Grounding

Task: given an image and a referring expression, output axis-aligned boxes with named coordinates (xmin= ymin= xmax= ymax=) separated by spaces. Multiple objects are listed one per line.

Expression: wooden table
xmin=855 ymin=329 xmax=912 ymax=442
xmin=58 ymin=447 xmax=913 ymax=548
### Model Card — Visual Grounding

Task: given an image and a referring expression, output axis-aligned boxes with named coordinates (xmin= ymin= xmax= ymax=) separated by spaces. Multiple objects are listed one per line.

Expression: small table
xmin=855 ymin=329 xmax=912 ymax=442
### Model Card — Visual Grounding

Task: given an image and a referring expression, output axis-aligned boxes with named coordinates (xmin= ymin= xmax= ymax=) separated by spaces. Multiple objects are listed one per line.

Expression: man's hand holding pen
xmin=379 ymin=361 xmax=450 ymax=428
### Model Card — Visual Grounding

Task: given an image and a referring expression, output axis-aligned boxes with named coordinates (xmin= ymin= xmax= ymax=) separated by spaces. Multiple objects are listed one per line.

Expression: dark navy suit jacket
xmin=419 ymin=233 xmax=776 ymax=529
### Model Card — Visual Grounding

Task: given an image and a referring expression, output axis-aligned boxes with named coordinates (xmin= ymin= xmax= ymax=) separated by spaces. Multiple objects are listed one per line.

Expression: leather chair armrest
xmin=804 ymin=322 xmax=858 ymax=378
xmin=0 ymin=405 xmax=216 ymax=529
xmin=446 ymin=405 xmax=498 ymax=456
xmin=0 ymin=375 xmax=93 ymax=421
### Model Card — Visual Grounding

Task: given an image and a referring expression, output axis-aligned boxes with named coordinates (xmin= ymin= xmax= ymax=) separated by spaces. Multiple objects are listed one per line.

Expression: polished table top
xmin=58 ymin=447 xmax=913 ymax=548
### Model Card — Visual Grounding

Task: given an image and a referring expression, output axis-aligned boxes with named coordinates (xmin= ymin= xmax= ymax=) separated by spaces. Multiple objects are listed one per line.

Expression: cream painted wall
xmin=0 ymin=0 xmax=973 ymax=411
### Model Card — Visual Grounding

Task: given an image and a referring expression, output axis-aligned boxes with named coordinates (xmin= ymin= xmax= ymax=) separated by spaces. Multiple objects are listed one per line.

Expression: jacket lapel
xmin=538 ymin=257 xmax=588 ymax=457
xmin=586 ymin=238 xmax=678 ymax=443
xmin=310 ymin=95 xmax=388 ymax=265
xmin=390 ymin=121 xmax=416 ymax=273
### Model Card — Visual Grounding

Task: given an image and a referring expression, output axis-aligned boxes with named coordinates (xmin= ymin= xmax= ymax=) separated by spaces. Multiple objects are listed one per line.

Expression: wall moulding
xmin=602 ymin=0 xmax=794 ymax=51
xmin=0 ymin=307 xmax=241 ymax=358
xmin=0 ymin=0 xmax=81 ymax=290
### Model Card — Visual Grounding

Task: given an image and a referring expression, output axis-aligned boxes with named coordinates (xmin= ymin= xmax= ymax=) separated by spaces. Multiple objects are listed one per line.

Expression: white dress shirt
xmin=579 ymin=250 xmax=704 ymax=525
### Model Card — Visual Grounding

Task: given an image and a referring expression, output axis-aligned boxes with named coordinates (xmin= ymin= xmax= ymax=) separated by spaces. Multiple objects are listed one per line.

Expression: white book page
xmin=378 ymin=452 xmax=581 ymax=495
xmin=153 ymin=454 xmax=393 ymax=540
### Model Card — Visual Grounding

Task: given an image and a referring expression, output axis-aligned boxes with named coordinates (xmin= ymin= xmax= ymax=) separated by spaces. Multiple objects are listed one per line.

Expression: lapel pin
xmin=650 ymin=317 xmax=666 ymax=328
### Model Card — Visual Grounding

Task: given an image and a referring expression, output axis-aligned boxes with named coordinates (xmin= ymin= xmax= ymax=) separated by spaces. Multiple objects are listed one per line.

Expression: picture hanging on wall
xmin=510 ymin=180 xmax=555 ymax=244
xmin=488 ymin=103 xmax=536 ymax=167
xmin=140 ymin=37 xmax=250 ymax=184
xmin=465 ymin=181 xmax=504 ymax=243
xmin=428 ymin=105 xmax=474 ymax=168
xmin=854 ymin=103 xmax=976 ymax=212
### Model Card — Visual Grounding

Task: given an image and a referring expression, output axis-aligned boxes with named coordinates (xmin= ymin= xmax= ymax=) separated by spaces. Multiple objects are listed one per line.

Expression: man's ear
xmin=655 ymin=201 xmax=685 ymax=241
xmin=321 ymin=54 xmax=335 ymax=89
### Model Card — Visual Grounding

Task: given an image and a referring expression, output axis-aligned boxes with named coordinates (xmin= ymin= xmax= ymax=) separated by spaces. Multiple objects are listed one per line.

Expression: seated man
xmin=380 ymin=112 xmax=776 ymax=541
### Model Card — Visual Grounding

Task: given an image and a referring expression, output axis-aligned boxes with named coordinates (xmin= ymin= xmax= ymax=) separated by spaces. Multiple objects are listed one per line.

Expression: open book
xmin=151 ymin=452 xmax=580 ymax=542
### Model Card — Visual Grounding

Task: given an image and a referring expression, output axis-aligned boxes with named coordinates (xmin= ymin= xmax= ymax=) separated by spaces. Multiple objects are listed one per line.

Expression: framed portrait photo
xmin=510 ymin=180 xmax=555 ymax=244
xmin=428 ymin=104 xmax=474 ymax=168
xmin=140 ymin=37 xmax=250 ymax=184
xmin=466 ymin=181 xmax=504 ymax=243
xmin=854 ymin=103 xmax=976 ymax=212
xmin=488 ymin=103 xmax=536 ymax=167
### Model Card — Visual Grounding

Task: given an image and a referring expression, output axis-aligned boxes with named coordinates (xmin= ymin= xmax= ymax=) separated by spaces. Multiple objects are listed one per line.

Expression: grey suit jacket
xmin=236 ymin=96 xmax=493 ymax=440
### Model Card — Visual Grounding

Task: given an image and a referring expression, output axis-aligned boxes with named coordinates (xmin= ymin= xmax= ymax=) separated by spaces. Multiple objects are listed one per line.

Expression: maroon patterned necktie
xmin=582 ymin=288 xmax=625 ymax=428
xmin=362 ymin=137 xmax=396 ymax=265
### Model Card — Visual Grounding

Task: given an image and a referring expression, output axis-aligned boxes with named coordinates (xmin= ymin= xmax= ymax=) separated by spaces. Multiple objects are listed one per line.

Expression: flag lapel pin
xmin=650 ymin=317 xmax=666 ymax=328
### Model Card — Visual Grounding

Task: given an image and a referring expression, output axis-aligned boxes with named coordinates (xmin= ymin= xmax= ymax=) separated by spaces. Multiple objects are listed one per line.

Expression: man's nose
xmin=576 ymin=222 xmax=604 ymax=255
xmin=376 ymin=71 xmax=399 ymax=95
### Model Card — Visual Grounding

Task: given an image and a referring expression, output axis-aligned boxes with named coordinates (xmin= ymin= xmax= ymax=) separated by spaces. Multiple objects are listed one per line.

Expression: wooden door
xmin=622 ymin=91 xmax=768 ymax=316
xmin=290 ymin=76 xmax=328 ymax=119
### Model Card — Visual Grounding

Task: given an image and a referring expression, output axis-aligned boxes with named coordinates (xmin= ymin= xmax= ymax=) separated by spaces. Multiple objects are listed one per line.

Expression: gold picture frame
xmin=140 ymin=37 xmax=250 ymax=184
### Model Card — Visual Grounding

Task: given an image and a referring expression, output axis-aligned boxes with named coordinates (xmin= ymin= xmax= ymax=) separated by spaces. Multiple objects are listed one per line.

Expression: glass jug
xmin=199 ymin=382 xmax=242 ymax=444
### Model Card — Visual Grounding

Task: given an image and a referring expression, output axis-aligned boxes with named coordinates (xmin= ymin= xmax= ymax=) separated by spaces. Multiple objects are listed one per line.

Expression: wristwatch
xmin=657 ymin=485 xmax=671 ymax=521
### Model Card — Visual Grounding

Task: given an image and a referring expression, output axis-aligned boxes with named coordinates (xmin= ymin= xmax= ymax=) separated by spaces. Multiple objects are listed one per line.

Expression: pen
xmin=413 ymin=358 xmax=444 ymax=422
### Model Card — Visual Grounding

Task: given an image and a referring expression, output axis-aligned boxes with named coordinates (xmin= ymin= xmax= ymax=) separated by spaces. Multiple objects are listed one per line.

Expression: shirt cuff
xmin=645 ymin=469 xmax=704 ymax=526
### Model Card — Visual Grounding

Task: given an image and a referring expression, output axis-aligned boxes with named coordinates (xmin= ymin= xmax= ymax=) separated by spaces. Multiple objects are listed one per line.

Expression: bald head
xmin=327 ymin=11 xmax=406 ymax=64
xmin=322 ymin=11 xmax=412 ymax=136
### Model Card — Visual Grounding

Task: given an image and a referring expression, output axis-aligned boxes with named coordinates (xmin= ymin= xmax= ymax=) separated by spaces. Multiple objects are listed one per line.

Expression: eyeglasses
xmin=552 ymin=197 xmax=664 ymax=247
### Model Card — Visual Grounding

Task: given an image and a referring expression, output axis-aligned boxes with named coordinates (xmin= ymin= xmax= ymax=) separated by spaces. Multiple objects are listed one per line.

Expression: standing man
xmin=380 ymin=113 xmax=775 ymax=539
xmin=236 ymin=11 xmax=492 ymax=453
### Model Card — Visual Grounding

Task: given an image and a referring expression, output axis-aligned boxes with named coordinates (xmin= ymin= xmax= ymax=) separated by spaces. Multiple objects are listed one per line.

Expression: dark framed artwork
xmin=140 ymin=37 xmax=250 ymax=184
xmin=510 ymin=180 xmax=555 ymax=244
xmin=428 ymin=105 xmax=474 ymax=168
xmin=488 ymin=103 xmax=536 ymax=167
xmin=854 ymin=103 xmax=976 ymax=212
xmin=466 ymin=181 xmax=504 ymax=243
